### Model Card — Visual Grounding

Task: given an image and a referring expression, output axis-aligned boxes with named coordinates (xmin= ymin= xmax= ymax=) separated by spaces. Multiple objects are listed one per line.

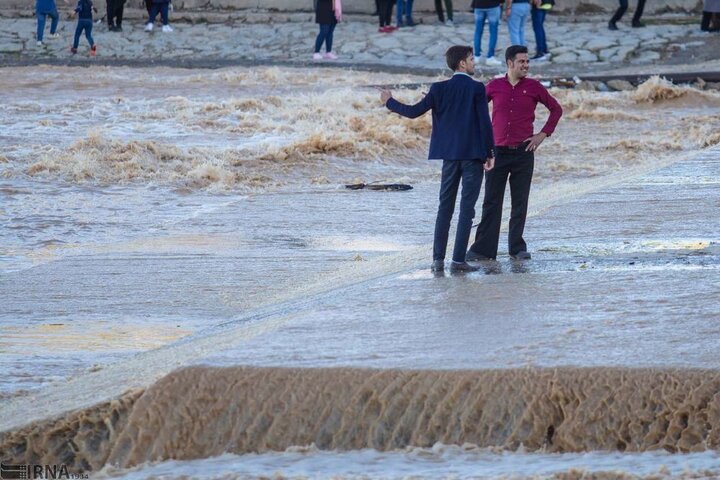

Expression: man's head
xmin=446 ymin=45 xmax=475 ymax=75
xmin=505 ymin=45 xmax=529 ymax=79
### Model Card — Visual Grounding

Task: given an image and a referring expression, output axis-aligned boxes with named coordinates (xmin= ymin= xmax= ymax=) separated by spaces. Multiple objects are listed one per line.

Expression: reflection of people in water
xmin=380 ymin=46 xmax=495 ymax=274
xmin=467 ymin=45 xmax=562 ymax=262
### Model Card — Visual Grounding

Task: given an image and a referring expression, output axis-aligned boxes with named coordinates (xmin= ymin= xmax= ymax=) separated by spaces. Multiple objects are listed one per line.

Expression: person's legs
xmin=487 ymin=6 xmax=501 ymax=58
xmin=396 ymin=0 xmax=405 ymax=25
xmin=444 ymin=0 xmax=453 ymax=21
xmin=632 ymin=0 xmax=645 ymax=25
xmin=531 ymin=7 xmax=547 ymax=55
xmin=116 ymin=0 xmax=124 ymax=28
xmin=160 ymin=2 xmax=169 ymax=25
xmin=433 ymin=160 xmax=462 ymax=262
xmin=434 ymin=0 xmax=445 ymax=22
xmin=507 ymin=6 xmax=522 ymax=45
xmin=405 ymin=0 xmax=414 ymax=23
xmin=452 ymin=160 xmax=483 ymax=263
xmin=701 ymin=11 xmax=711 ymax=31
xmin=325 ymin=22 xmax=336 ymax=52
xmin=378 ymin=0 xmax=390 ymax=26
xmin=37 ymin=12 xmax=46 ymax=42
xmin=473 ymin=9 xmax=487 ymax=58
xmin=149 ymin=2 xmax=160 ymax=23
xmin=315 ymin=24 xmax=329 ymax=52
xmin=145 ymin=0 xmax=152 ymax=16
xmin=469 ymin=153 xmax=510 ymax=258
xmin=507 ymin=151 xmax=534 ymax=255
xmin=517 ymin=3 xmax=529 ymax=46
xmin=72 ymin=21 xmax=82 ymax=48
xmin=610 ymin=0 xmax=628 ymax=24
xmin=107 ymin=0 xmax=114 ymax=27
xmin=85 ymin=21 xmax=94 ymax=46
xmin=48 ymin=9 xmax=59 ymax=35
xmin=384 ymin=0 xmax=394 ymax=26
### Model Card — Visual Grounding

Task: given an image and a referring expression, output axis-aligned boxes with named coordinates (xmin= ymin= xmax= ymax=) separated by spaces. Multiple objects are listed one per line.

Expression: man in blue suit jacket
xmin=381 ymin=45 xmax=495 ymax=273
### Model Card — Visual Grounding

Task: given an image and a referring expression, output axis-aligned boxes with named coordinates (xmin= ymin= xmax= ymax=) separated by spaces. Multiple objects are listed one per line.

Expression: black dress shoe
xmin=431 ymin=260 xmax=444 ymax=272
xmin=510 ymin=251 xmax=532 ymax=260
xmin=449 ymin=261 xmax=480 ymax=273
xmin=608 ymin=21 xmax=618 ymax=30
xmin=466 ymin=250 xmax=493 ymax=262
xmin=632 ymin=21 xmax=646 ymax=28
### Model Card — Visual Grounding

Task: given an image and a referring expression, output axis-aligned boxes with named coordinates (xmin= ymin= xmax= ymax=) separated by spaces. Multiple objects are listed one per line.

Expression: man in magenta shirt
xmin=467 ymin=44 xmax=562 ymax=261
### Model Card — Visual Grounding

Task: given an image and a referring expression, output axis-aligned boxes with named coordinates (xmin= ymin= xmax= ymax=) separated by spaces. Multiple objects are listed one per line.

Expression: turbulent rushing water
xmin=1 ymin=66 xmax=719 ymax=478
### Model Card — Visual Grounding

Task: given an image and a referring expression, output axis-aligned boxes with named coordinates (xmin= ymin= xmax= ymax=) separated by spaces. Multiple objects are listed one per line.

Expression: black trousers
xmin=434 ymin=0 xmax=453 ymax=21
xmin=434 ymin=160 xmax=484 ymax=263
xmin=610 ymin=0 xmax=645 ymax=25
xmin=107 ymin=0 xmax=124 ymax=26
xmin=469 ymin=147 xmax=534 ymax=258
xmin=378 ymin=0 xmax=393 ymax=26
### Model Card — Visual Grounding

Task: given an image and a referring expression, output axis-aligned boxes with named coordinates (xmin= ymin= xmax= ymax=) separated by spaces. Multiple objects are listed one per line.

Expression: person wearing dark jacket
xmin=608 ymin=0 xmax=646 ymax=30
xmin=145 ymin=0 xmax=172 ymax=32
xmin=472 ymin=0 xmax=503 ymax=66
xmin=106 ymin=0 xmax=125 ymax=31
xmin=381 ymin=46 xmax=495 ymax=273
xmin=71 ymin=0 xmax=96 ymax=55
xmin=314 ymin=0 xmax=340 ymax=60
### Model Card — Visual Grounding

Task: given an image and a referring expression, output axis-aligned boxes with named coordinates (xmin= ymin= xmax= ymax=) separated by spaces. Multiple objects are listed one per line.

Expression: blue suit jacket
xmin=386 ymin=73 xmax=495 ymax=161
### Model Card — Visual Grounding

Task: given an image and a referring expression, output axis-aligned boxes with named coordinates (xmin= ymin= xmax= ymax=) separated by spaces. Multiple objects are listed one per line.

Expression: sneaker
xmin=386 ymin=25 xmax=398 ymax=31
xmin=90 ymin=44 xmax=97 ymax=56
xmin=323 ymin=52 xmax=338 ymax=60
xmin=162 ymin=24 xmax=173 ymax=33
xmin=466 ymin=250 xmax=493 ymax=262
xmin=378 ymin=26 xmax=386 ymax=33
xmin=115 ymin=25 xmax=123 ymax=32
xmin=485 ymin=56 xmax=502 ymax=66
xmin=430 ymin=260 xmax=444 ymax=273
xmin=449 ymin=261 xmax=480 ymax=273
xmin=36 ymin=40 xmax=43 ymax=46
xmin=632 ymin=21 xmax=646 ymax=28
xmin=608 ymin=21 xmax=618 ymax=30
xmin=406 ymin=19 xmax=416 ymax=27
xmin=473 ymin=55 xmax=482 ymax=64
xmin=510 ymin=251 xmax=532 ymax=260
xmin=445 ymin=19 xmax=454 ymax=26
xmin=312 ymin=52 xmax=323 ymax=60
xmin=144 ymin=22 xmax=153 ymax=32
xmin=530 ymin=53 xmax=547 ymax=61
xmin=48 ymin=33 xmax=60 ymax=39
xmin=70 ymin=46 xmax=77 ymax=54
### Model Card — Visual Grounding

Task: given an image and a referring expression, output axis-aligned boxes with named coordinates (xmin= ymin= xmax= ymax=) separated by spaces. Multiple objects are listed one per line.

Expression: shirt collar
xmin=453 ymin=72 xmax=473 ymax=78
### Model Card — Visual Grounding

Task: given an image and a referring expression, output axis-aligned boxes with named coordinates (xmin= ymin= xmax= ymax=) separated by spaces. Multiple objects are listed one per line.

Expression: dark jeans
xmin=107 ymin=0 xmax=124 ymax=27
xmin=434 ymin=0 xmax=453 ymax=21
xmin=378 ymin=0 xmax=393 ymax=27
xmin=73 ymin=19 xmax=94 ymax=48
xmin=434 ymin=160 xmax=484 ymax=263
xmin=36 ymin=9 xmax=59 ymax=42
xmin=531 ymin=7 xmax=547 ymax=55
xmin=149 ymin=2 xmax=169 ymax=25
xmin=469 ymin=147 xmax=534 ymax=258
xmin=610 ymin=0 xmax=645 ymax=24
xmin=314 ymin=23 xmax=336 ymax=53
xmin=396 ymin=0 xmax=414 ymax=24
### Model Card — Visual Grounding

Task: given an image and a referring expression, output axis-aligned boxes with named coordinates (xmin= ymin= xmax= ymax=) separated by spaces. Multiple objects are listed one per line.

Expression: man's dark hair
xmin=445 ymin=45 xmax=473 ymax=71
xmin=505 ymin=45 xmax=528 ymax=63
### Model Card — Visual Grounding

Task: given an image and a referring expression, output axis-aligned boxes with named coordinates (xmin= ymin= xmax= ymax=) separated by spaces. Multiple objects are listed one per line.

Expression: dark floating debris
xmin=345 ymin=183 xmax=413 ymax=191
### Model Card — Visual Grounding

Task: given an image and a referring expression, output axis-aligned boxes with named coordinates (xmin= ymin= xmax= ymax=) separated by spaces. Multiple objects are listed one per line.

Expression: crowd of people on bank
xmin=313 ymin=0 xmax=720 ymax=62
xmin=34 ymin=0 xmax=174 ymax=54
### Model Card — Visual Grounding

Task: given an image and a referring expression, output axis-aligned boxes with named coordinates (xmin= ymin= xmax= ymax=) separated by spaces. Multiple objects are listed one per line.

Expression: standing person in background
xmin=530 ymin=0 xmax=553 ymax=60
xmin=71 ymin=0 xmax=96 ymax=55
xmin=145 ymin=0 xmax=172 ymax=32
xmin=36 ymin=0 xmax=67 ymax=46
xmin=396 ymin=0 xmax=415 ymax=27
xmin=472 ymin=0 xmax=503 ymax=66
xmin=467 ymin=45 xmax=562 ymax=263
xmin=381 ymin=46 xmax=495 ymax=274
xmin=313 ymin=0 xmax=341 ymax=60
xmin=608 ymin=0 xmax=646 ymax=30
xmin=505 ymin=0 xmax=531 ymax=46
xmin=701 ymin=0 xmax=720 ymax=31
xmin=435 ymin=0 xmax=454 ymax=25
xmin=378 ymin=0 xmax=395 ymax=32
xmin=106 ymin=0 xmax=125 ymax=31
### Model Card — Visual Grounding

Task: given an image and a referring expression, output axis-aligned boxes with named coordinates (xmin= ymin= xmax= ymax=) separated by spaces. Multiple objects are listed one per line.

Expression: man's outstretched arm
xmin=380 ymin=87 xmax=435 ymax=119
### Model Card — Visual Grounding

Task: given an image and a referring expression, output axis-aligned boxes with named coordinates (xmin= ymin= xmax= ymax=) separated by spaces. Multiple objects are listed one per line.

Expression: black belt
xmin=496 ymin=141 xmax=530 ymax=151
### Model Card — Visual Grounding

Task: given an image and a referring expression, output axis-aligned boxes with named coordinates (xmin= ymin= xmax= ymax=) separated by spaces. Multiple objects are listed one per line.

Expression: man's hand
xmin=380 ymin=89 xmax=392 ymax=104
xmin=484 ymin=156 xmax=495 ymax=172
xmin=524 ymin=132 xmax=547 ymax=152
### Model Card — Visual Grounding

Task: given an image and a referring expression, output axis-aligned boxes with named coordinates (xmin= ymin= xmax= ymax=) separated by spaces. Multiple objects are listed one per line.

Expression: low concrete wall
xmin=3 ymin=0 xmax=703 ymax=14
